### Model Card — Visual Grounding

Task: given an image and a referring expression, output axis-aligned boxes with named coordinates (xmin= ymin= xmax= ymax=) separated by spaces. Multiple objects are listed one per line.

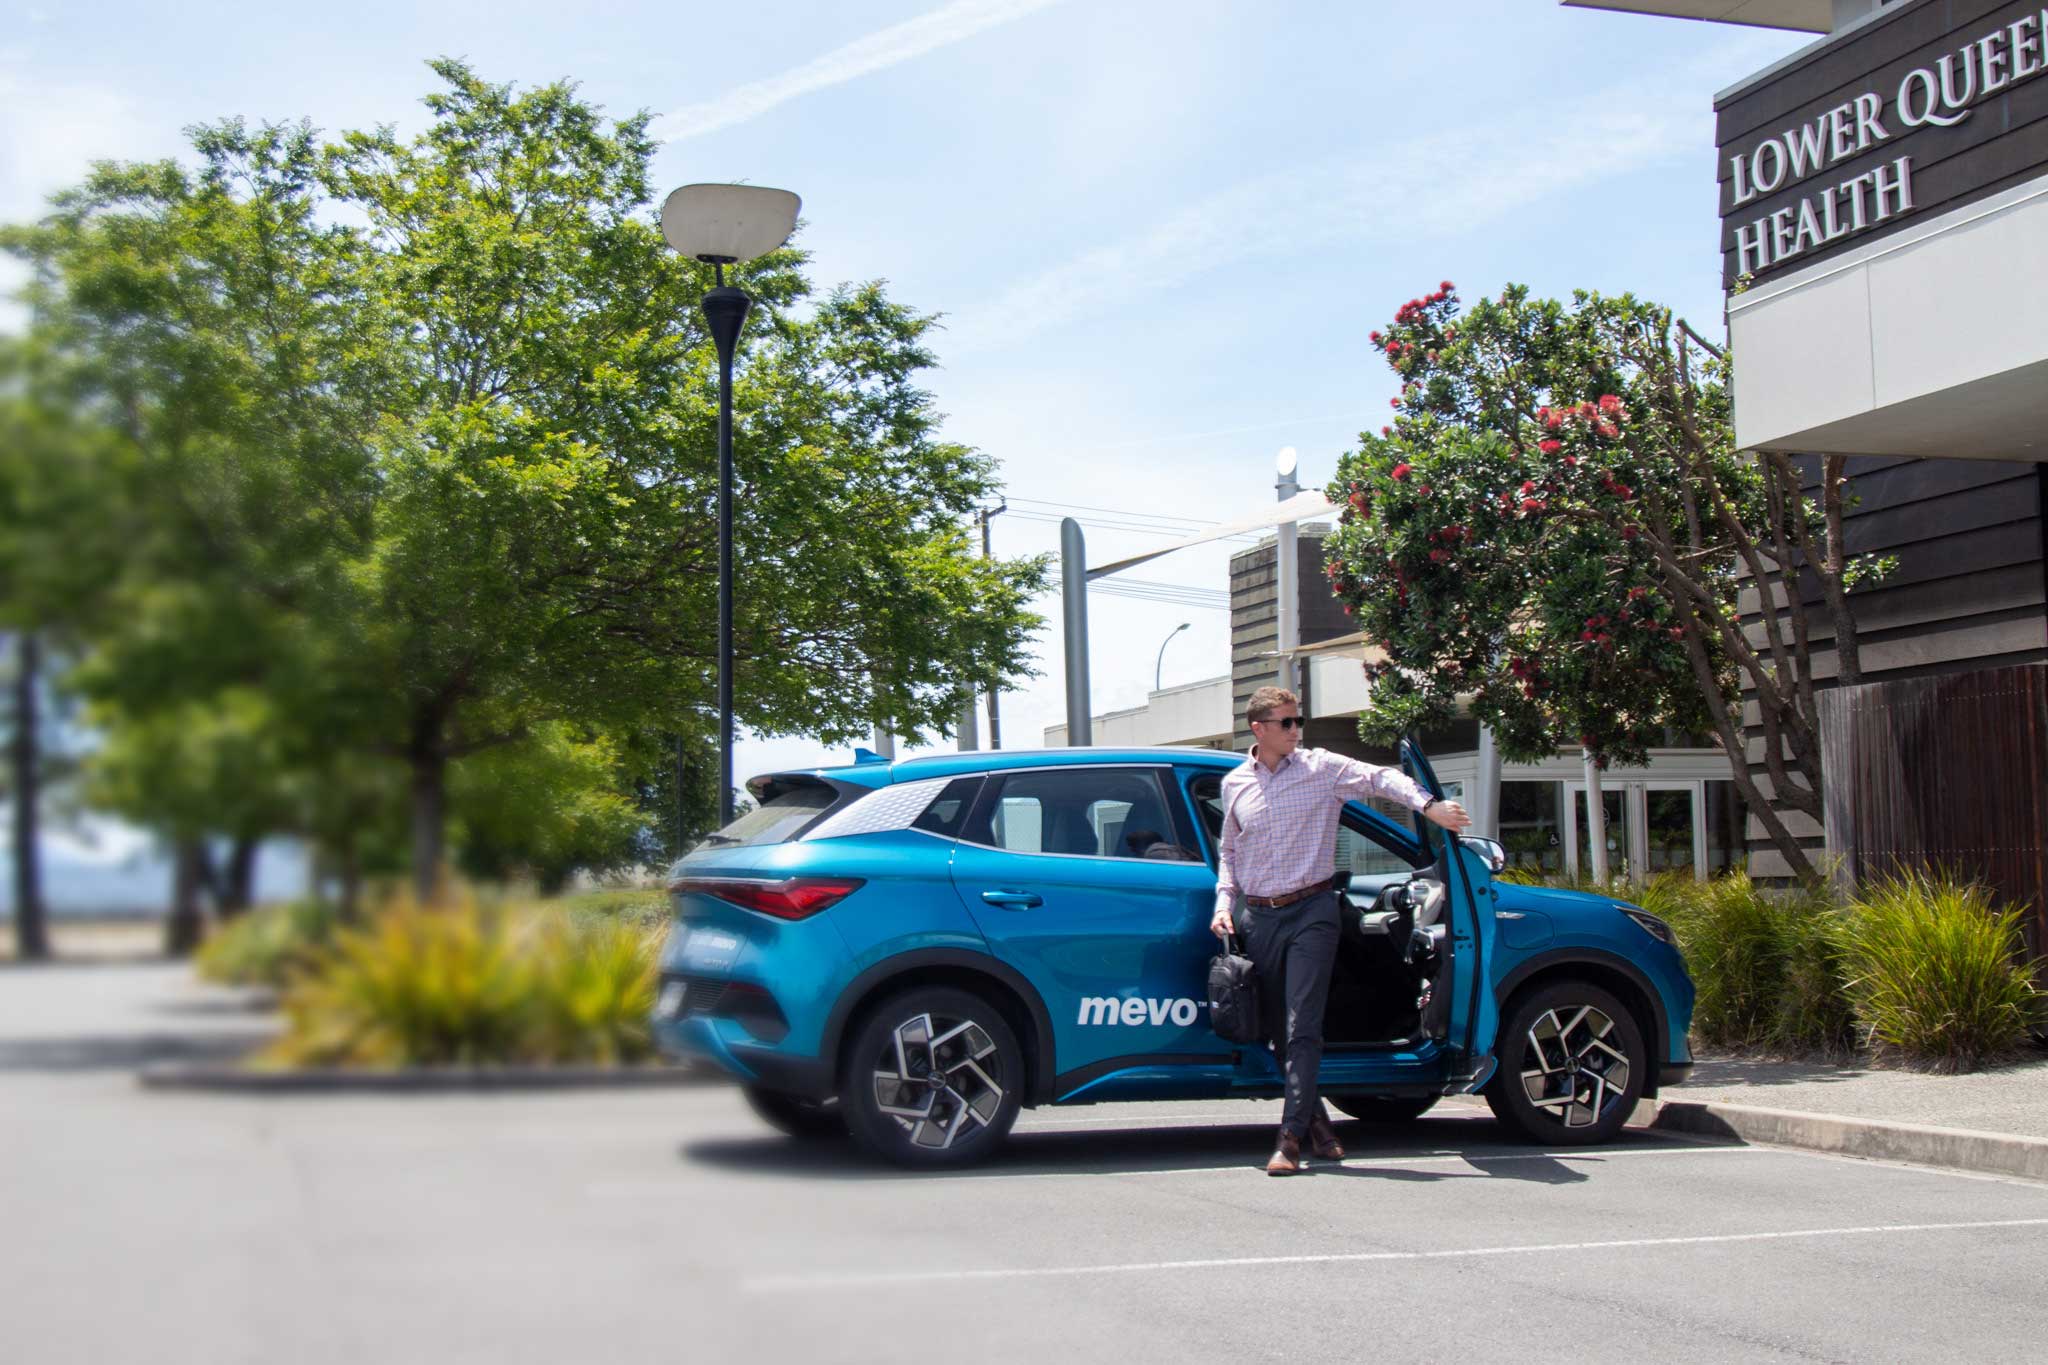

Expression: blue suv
xmin=653 ymin=741 xmax=1694 ymax=1167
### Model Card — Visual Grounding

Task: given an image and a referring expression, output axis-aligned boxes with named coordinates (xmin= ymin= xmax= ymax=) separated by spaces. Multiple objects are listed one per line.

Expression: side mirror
xmin=1461 ymin=836 xmax=1507 ymax=874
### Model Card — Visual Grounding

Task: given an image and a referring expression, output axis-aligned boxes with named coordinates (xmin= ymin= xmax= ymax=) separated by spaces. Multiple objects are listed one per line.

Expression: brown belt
xmin=1243 ymin=881 xmax=1329 ymax=910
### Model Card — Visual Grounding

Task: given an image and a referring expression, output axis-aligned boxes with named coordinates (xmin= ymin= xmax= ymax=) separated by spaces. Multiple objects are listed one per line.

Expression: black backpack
xmin=1207 ymin=934 xmax=1262 ymax=1043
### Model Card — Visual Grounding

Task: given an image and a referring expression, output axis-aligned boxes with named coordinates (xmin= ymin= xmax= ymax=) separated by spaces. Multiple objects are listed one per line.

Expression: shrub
xmin=196 ymin=899 xmax=341 ymax=988
xmin=1665 ymin=872 xmax=1788 ymax=1049
xmin=556 ymin=886 xmax=671 ymax=930
xmin=1838 ymin=871 xmax=2041 ymax=1071
xmin=264 ymin=894 xmax=667 ymax=1068
xmin=525 ymin=913 xmax=662 ymax=1065
xmin=268 ymin=899 xmax=536 ymax=1067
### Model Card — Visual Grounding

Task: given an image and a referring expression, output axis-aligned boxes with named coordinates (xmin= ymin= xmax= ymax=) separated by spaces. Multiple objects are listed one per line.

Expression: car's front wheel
xmin=1485 ymin=980 xmax=1646 ymax=1146
xmin=743 ymin=1085 xmax=845 ymax=1139
xmin=841 ymin=986 xmax=1024 ymax=1168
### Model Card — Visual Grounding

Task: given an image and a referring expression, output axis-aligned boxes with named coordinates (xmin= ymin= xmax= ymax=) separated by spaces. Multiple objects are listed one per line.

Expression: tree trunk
xmin=164 ymin=838 xmax=208 ymax=957
xmin=218 ymin=836 xmax=259 ymax=918
xmin=410 ymin=754 xmax=447 ymax=905
xmin=337 ymin=845 xmax=363 ymax=923
xmin=11 ymin=632 xmax=50 ymax=961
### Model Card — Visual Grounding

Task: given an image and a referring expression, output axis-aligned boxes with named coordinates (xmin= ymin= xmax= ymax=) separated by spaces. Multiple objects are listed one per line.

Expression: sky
xmin=0 ymin=0 xmax=1816 ymax=896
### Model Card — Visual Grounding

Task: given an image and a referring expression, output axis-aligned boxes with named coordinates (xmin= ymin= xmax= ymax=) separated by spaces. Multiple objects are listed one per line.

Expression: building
xmin=1052 ymin=528 xmax=1747 ymax=881
xmin=1564 ymin=0 xmax=2048 ymax=927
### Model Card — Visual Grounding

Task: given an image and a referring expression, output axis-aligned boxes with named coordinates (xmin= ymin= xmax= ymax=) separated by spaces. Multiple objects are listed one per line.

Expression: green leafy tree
xmin=5 ymin=62 xmax=1046 ymax=904
xmin=1326 ymin=284 xmax=1884 ymax=881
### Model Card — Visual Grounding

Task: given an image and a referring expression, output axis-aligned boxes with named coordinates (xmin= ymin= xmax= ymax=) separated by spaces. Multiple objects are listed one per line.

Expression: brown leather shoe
xmin=1266 ymin=1130 xmax=1303 ymax=1176
xmin=1308 ymin=1115 xmax=1346 ymax=1161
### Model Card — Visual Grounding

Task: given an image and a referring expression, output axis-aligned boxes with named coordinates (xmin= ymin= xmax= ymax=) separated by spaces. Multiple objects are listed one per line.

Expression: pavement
xmin=6 ymin=961 xmax=2048 ymax=1362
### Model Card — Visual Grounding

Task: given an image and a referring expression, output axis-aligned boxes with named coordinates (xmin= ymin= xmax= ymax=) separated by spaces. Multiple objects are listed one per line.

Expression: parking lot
xmin=7 ymin=964 xmax=2048 ymax=1364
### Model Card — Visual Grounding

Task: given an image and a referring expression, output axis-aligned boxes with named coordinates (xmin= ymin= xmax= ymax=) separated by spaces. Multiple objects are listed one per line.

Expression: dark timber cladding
xmin=1715 ymin=0 xmax=2048 ymax=288
xmin=1736 ymin=456 xmax=2048 ymax=880
xmin=1817 ymin=665 xmax=2048 ymax=950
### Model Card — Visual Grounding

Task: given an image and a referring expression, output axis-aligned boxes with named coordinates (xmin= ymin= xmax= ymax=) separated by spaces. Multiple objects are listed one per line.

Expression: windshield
xmin=698 ymin=782 xmax=840 ymax=849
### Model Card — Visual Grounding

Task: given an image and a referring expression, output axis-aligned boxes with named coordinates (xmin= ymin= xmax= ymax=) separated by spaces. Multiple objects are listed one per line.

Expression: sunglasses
xmin=1256 ymin=716 xmax=1304 ymax=730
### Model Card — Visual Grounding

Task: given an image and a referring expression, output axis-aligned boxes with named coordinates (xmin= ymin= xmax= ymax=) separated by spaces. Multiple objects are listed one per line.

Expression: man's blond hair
xmin=1246 ymin=686 xmax=1300 ymax=725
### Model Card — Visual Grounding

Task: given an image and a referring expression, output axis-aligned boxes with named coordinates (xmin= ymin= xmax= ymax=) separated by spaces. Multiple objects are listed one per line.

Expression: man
xmin=1211 ymin=687 xmax=1472 ymax=1175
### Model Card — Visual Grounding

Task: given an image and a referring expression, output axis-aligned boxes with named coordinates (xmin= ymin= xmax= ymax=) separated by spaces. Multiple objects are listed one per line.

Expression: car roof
xmin=752 ymin=745 xmax=1247 ymax=790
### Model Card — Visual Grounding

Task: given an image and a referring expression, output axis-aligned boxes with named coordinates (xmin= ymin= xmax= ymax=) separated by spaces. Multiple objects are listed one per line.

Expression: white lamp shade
xmin=659 ymin=184 xmax=801 ymax=263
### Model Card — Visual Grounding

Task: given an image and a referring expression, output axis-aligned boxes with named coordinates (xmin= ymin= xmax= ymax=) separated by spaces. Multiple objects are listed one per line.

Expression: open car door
xmin=1400 ymin=737 xmax=1499 ymax=1093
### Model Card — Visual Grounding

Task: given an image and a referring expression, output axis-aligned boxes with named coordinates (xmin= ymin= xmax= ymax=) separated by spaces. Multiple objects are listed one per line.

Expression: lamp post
xmin=1154 ymin=621 xmax=1190 ymax=692
xmin=659 ymin=183 xmax=801 ymax=825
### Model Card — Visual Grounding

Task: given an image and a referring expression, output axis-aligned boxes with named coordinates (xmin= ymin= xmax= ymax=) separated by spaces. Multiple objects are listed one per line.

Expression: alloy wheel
xmin=870 ymin=1011 xmax=1006 ymax=1151
xmin=1518 ymin=1003 xmax=1633 ymax=1130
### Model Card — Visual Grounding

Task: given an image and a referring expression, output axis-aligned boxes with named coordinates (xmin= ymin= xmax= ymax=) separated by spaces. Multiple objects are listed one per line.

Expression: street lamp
xmin=1154 ymin=621 xmax=1191 ymax=692
xmin=659 ymin=183 xmax=802 ymax=825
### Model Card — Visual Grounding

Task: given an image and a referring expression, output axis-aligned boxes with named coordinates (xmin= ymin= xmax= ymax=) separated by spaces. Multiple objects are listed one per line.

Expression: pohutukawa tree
xmin=1323 ymin=283 xmax=1888 ymax=881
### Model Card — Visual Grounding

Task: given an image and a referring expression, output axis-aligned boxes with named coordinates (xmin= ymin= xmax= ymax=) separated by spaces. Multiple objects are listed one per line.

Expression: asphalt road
xmin=6 ymin=964 xmax=2048 ymax=1364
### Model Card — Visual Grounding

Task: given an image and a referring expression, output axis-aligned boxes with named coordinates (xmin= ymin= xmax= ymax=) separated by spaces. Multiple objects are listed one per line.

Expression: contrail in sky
xmin=653 ymin=0 xmax=1070 ymax=143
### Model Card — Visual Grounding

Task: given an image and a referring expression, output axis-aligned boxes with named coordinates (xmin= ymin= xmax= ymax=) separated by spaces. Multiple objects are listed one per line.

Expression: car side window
xmin=964 ymin=769 xmax=1197 ymax=861
xmin=1337 ymin=816 xmax=1420 ymax=876
xmin=912 ymin=776 xmax=984 ymax=839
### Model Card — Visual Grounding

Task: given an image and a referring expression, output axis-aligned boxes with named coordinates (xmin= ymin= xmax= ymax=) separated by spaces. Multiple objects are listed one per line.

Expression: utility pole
xmin=1274 ymin=448 xmax=1301 ymax=694
xmin=977 ymin=500 xmax=1007 ymax=747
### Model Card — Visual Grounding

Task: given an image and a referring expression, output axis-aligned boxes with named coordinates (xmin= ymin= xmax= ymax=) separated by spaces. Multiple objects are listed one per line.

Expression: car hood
xmin=1492 ymin=881 xmax=1636 ymax=930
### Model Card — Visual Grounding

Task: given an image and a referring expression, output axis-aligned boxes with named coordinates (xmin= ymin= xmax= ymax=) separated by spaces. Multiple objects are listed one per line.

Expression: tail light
xmin=669 ymin=876 xmax=865 ymax=920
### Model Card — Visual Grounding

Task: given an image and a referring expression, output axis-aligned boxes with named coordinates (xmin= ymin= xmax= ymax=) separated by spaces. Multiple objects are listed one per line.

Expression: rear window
xmin=699 ymin=782 xmax=841 ymax=849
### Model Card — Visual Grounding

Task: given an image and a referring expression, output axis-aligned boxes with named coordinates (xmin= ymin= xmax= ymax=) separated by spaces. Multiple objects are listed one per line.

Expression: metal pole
xmin=1475 ymin=722 xmax=1503 ymax=839
xmin=956 ymin=693 xmax=979 ymax=750
xmin=1275 ymin=457 xmax=1300 ymax=694
xmin=701 ymin=267 xmax=752 ymax=826
xmin=1155 ymin=622 xmax=1189 ymax=692
xmin=1061 ymin=517 xmax=1091 ymax=746
xmin=1582 ymin=747 xmax=1609 ymax=884
xmin=982 ymin=500 xmax=1006 ymax=748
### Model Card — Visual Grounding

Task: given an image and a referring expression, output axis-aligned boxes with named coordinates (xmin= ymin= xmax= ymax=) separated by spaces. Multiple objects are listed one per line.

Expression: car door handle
xmin=980 ymin=890 xmax=1043 ymax=910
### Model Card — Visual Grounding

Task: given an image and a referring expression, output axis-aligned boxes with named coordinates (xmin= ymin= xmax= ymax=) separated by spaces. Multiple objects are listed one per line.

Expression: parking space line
xmin=742 ymin=1216 xmax=2048 ymax=1292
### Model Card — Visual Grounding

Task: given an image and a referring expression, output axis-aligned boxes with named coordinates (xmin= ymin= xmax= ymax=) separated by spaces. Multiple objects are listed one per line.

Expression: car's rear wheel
xmin=841 ymin=986 xmax=1024 ymax=1168
xmin=1329 ymin=1094 xmax=1438 ymax=1124
xmin=1485 ymin=980 xmax=1646 ymax=1146
xmin=742 ymin=1085 xmax=845 ymax=1140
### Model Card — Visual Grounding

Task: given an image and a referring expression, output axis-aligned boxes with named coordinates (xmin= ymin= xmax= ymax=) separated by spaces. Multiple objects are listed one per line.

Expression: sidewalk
xmin=1640 ymin=1051 xmax=2048 ymax=1181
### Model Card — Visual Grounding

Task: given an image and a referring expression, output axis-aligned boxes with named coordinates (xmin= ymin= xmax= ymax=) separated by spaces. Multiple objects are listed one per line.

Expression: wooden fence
xmin=1817 ymin=664 xmax=2048 ymax=951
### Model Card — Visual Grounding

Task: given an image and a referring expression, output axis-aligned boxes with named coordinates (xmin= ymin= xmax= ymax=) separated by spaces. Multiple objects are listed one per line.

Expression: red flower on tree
xmin=1390 ymin=462 xmax=1412 ymax=480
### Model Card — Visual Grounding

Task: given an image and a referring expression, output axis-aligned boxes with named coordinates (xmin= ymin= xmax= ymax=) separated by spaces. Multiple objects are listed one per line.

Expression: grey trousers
xmin=1239 ymin=888 xmax=1340 ymax=1139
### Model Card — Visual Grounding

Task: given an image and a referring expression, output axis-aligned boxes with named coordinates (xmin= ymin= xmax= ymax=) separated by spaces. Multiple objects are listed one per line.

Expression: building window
xmin=1499 ymin=781 xmax=1563 ymax=874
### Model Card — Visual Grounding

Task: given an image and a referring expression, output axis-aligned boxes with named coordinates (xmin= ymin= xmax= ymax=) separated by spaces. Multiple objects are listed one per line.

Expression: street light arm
xmin=1154 ymin=621 xmax=1191 ymax=693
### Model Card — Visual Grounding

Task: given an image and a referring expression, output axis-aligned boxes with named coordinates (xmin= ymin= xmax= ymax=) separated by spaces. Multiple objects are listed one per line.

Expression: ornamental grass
xmin=263 ymin=893 xmax=664 ymax=1069
xmin=196 ymin=898 xmax=342 ymax=990
xmin=1837 ymin=871 xmax=2041 ymax=1072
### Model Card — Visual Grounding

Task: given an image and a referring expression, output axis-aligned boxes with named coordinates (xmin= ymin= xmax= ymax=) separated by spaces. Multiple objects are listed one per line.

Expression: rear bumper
xmin=652 ymin=1012 xmax=836 ymax=1101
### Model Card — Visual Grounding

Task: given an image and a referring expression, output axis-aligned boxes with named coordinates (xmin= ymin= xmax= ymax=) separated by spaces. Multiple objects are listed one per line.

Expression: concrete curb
xmin=1644 ymin=1097 xmax=2048 ymax=1181
xmin=139 ymin=1060 xmax=723 ymax=1094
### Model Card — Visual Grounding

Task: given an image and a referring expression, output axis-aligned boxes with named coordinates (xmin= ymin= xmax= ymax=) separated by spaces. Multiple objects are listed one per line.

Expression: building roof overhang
xmin=1559 ymin=0 xmax=1829 ymax=33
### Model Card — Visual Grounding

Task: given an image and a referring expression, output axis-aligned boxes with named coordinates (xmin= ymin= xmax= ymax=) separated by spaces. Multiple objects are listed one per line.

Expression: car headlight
xmin=1620 ymin=906 xmax=1677 ymax=946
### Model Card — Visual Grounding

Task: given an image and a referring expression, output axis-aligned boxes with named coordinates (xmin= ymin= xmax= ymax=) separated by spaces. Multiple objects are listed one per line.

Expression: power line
xmin=1007 ymin=496 xmax=1222 ymax=529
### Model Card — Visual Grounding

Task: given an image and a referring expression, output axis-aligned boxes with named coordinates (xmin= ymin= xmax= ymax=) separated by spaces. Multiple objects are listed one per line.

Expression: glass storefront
xmin=1573 ymin=787 xmax=1632 ymax=881
xmin=1499 ymin=780 xmax=1564 ymax=874
xmin=1643 ymin=788 xmax=1696 ymax=874
xmin=1704 ymin=779 xmax=1747 ymax=873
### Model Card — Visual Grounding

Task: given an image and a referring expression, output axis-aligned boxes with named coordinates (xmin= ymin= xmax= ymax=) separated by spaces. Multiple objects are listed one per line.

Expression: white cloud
xmin=949 ymin=67 xmax=1732 ymax=354
xmin=651 ymin=0 xmax=1070 ymax=143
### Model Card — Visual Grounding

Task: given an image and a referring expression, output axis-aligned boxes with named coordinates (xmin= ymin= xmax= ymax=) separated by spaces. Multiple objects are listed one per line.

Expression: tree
xmin=1324 ymin=284 xmax=1884 ymax=881
xmin=4 ymin=62 xmax=1047 ymax=903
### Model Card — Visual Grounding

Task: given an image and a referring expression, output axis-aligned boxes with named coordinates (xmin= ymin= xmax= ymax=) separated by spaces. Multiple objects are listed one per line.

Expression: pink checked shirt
xmin=1214 ymin=746 xmax=1433 ymax=919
